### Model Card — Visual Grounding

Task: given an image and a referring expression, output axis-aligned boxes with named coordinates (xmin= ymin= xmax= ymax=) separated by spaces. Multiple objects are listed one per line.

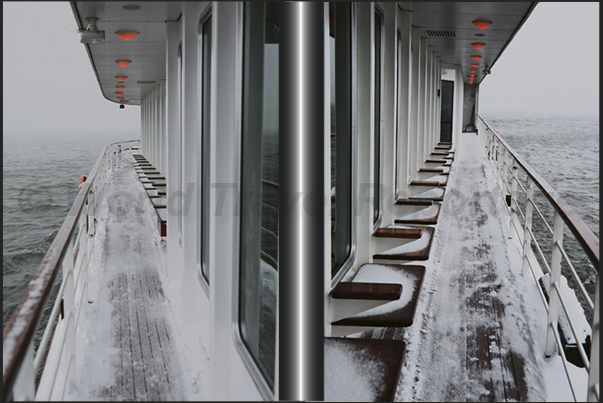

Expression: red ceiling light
xmin=472 ymin=42 xmax=486 ymax=49
xmin=116 ymin=75 xmax=128 ymax=82
xmin=469 ymin=74 xmax=476 ymax=78
xmin=115 ymin=30 xmax=139 ymax=41
xmin=116 ymin=85 xmax=125 ymax=90
xmin=473 ymin=19 xmax=492 ymax=29
xmin=124 ymin=100 xmax=129 ymax=104
xmin=117 ymin=97 xmax=123 ymax=101
xmin=115 ymin=59 xmax=132 ymax=67
xmin=470 ymin=69 xmax=477 ymax=73
xmin=115 ymin=91 xmax=123 ymax=96
xmin=471 ymin=54 xmax=482 ymax=60
xmin=470 ymin=63 xmax=479 ymax=68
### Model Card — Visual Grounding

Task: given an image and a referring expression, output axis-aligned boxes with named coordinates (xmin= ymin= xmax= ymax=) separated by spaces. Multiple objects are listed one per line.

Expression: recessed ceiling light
xmin=115 ymin=31 xmax=139 ymax=41
xmin=473 ymin=19 xmax=492 ymax=29
xmin=115 ymin=59 xmax=132 ymax=67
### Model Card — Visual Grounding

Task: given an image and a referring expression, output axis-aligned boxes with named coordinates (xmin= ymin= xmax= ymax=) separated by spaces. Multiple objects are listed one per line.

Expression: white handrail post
xmin=587 ymin=277 xmax=600 ymax=402
xmin=521 ymin=179 xmax=534 ymax=277
xmin=11 ymin=343 xmax=35 ymax=401
xmin=545 ymin=211 xmax=564 ymax=356
xmin=510 ymin=158 xmax=518 ymax=227
xmin=61 ymin=241 xmax=76 ymax=366
xmin=492 ymin=132 xmax=496 ymax=162
xmin=502 ymin=147 xmax=509 ymax=186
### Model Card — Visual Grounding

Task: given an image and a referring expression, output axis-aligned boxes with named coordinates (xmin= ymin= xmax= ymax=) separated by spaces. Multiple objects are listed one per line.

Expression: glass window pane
xmin=373 ymin=11 xmax=382 ymax=224
xmin=330 ymin=3 xmax=353 ymax=279
xmin=199 ymin=15 xmax=211 ymax=283
xmin=239 ymin=1 xmax=279 ymax=390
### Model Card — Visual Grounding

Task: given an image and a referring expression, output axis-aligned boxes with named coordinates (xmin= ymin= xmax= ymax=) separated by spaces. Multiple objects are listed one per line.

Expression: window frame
xmin=329 ymin=2 xmax=358 ymax=285
xmin=372 ymin=6 xmax=385 ymax=230
xmin=233 ymin=2 xmax=279 ymax=398
xmin=196 ymin=8 xmax=212 ymax=290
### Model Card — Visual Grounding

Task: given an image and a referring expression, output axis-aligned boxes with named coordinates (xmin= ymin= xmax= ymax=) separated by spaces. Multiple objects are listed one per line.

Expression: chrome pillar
xmin=279 ymin=2 xmax=325 ymax=400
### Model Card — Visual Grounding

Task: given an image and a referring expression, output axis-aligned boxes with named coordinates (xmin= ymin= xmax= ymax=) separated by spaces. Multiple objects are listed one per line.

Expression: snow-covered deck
xmin=368 ymin=132 xmax=582 ymax=402
xmin=62 ymin=159 xmax=207 ymax=400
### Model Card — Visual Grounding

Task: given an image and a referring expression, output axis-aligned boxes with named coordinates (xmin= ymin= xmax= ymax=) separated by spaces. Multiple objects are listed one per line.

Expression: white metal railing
xmin=477 ymin=114 xmax=599 ymax=402
xmin=261 ymin=179 xmax=279 ymax=270
xmin=2 ymin=140 xmax=140 ymax=401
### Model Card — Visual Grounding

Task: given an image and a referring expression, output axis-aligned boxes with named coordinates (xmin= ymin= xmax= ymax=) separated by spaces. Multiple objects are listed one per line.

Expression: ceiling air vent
xmin=426 ymin=29 xmax=455 ymax=38
xmin=136 ymin=80 xmax=157 ymax=84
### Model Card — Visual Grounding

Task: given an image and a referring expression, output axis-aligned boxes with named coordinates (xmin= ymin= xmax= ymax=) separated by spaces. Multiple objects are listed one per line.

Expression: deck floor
xmin=108 ymin=272 xmax=176 ymax=401
xmin=368 ymin=132 xmax=551 ymax=402
xmin=66 ymin=159 xmax=185 ymax=401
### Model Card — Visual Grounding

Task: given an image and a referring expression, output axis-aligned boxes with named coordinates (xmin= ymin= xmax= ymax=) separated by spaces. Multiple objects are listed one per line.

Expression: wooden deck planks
xmin=109 ymin=272 xmax=177 ymax=401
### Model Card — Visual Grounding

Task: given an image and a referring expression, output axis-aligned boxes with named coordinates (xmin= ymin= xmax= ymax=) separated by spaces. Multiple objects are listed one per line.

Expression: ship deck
xmin=62 ymin=133 xmax=583 ymax=401
xmin=63 ymin=159 xmax=207 ymax=400
xmin=365 ymin=131 xmax=578 ymax=402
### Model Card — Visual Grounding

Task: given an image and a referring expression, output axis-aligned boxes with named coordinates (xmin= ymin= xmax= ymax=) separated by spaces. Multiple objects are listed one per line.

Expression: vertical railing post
xmin=61 ymin=241 xmax=76 ymax=365
xmin=546 ymin=211 xmax=565 ymax=356
xmin=11 ymin=344 xmax=35 ymax=401
xmin=522 ymin=178 xmax=534 ymax=277
xmin=587 ymin=277 xmax=600 ymax=402
xmin=502 ymin=147 xmax=509 ymax=187
xmin=491 ymin=135 xmax=496 ymax=164
xmin=509 ymin=159 xmax=518 ymax=227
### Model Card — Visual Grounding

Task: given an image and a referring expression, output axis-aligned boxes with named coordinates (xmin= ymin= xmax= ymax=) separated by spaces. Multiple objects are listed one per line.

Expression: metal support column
xmin=280 ymin=2 xmax=325 ymax=401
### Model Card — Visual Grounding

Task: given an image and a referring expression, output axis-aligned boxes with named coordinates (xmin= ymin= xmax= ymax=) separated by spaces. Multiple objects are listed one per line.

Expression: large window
xmin=373 ymin=10 xmax=383 ymax=225
xmin=330 ymin=3 xmax=353 ymax=279
xmin=395 ymin=30 xmax=402 ymax=195
xmin=198 ymin=14 xmax=211 ymax=284
xmin=238 ymin=2 xmax=279 ymax=391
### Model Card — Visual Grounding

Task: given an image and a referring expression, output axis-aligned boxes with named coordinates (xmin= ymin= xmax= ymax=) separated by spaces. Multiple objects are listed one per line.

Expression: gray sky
xmin=2 ymin=2 xmax=600 ymax=139
xmin=479 ymin=2 xmax=599 ymax=118
xmin=3 ymin=1 xmax=140 ymax=138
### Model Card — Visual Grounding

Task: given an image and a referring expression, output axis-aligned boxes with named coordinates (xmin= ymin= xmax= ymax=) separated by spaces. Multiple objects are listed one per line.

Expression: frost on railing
xmin=2 ymin=140 xmax=140 ymax=401
xmin=476 ymin=114 xmax=599 ymax=402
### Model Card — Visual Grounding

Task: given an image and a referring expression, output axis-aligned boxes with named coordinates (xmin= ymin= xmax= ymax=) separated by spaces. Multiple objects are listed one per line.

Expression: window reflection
xmin=239 ymin=2 xmax=279 ymax=390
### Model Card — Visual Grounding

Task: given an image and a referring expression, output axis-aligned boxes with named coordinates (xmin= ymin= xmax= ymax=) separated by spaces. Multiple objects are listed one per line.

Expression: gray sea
xmin=3 ymin=115 xmax=599 ymax=329
xmin=3 ymin=133 xmax=131 ymax=329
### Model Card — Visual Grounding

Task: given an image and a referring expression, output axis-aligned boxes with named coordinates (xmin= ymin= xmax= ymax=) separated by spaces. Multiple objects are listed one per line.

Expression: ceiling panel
xmin=72 ymin=1 xmax=180 ymax=105
xmin=71 ymin=1 xmax=536 ymax=105
xmin=407 ymin=2 xmax=537 ymax=85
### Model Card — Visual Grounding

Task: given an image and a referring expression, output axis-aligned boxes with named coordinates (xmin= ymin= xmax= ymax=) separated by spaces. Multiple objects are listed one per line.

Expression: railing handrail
xmin=477 ymin=114 xmax=599 ymax=270
xmin=2 ymin=139 xmax=140 ymax=400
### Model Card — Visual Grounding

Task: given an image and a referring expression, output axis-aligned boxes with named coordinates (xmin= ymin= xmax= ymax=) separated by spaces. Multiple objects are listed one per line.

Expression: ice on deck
xmin=63 ymin=157 xmax=208 ymax=400
xmin=367 ymin=132 xmax=583 ymax=402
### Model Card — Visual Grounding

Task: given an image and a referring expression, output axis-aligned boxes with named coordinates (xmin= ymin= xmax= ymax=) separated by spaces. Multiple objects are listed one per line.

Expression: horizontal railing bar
xmin=262 ymin=179 xmax=279 ymax=190
xmin=262 ymin=202 xmax=278 ymax=214
xmin=2 ymin=139 xmax=139 ymax=400
xmin=552 ymin=281 xmax=591 ymax=371
xmin=529 ymin=198 xmax=554 ymax=236
xmin=514 ymin=199 xmax=526 ymax=222
xmin=261 ymin=253 xmax=278 ymax=271
xmin=527 ymin=227 xmax=552 ymax=275
xmin=510 ymin=214 xmax=523 ymax=241
xmin=551 ymin=323 xmax=580 ymax=402
xmin=556 ymin=242 xmax=595 ymax=311
xmin=525 ymin=254 xmax=551 ymax=310
xmin=261 ymin=227 xmax=278 ymax=241
xmin=32 ymin=275 xmax=67 ymax=374
xmin=516 ymin=176 xmax=527 ymax=195
xmin=478 ymin=114 xmax=599 ymax=269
